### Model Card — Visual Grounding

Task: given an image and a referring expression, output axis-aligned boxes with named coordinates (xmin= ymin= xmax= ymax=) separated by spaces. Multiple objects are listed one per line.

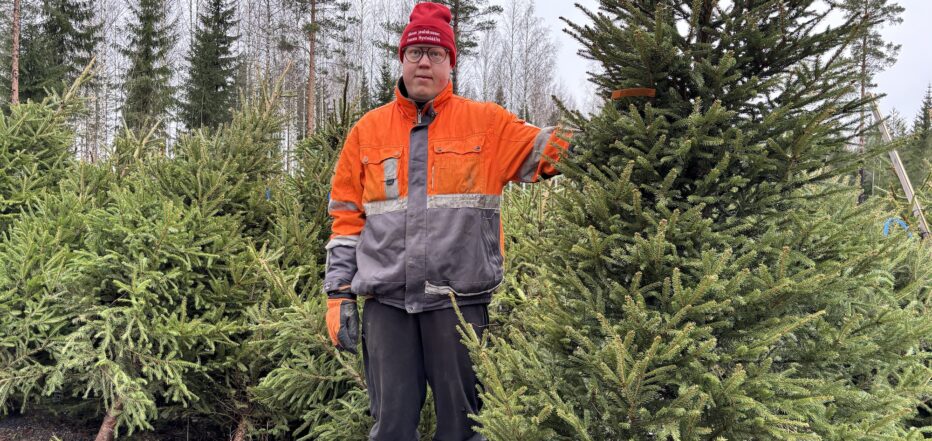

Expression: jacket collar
xmin=395 ymin=78 xmax=453 ymax=121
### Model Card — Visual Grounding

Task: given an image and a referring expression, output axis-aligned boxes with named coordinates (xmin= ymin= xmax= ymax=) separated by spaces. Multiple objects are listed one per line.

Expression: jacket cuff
xmin=326 ymin=290 xmax=356 ymax=300
xmin=324 ymin=235 xmax=359 ymax=295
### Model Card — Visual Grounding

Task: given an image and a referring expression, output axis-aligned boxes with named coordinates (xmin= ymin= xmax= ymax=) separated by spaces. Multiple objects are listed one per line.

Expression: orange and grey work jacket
xmin=324 ymin=80 xmax=572 ymax=314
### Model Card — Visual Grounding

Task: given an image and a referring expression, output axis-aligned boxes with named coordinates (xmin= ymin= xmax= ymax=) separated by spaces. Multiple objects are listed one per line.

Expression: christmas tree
xmin=463 ymin=1 xmax=932 ymax=439
xmin=0 ymin=68 xmax=86 ymax=232
xmin=0 ymin=74 xmax=319 ymax=439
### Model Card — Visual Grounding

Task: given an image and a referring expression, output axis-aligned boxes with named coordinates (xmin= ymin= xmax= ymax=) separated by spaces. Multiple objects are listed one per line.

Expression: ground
xmin=0 ymin=411 xmax=193 ymax=441
xmin=0 ymin=412 xmax=96 ymax=441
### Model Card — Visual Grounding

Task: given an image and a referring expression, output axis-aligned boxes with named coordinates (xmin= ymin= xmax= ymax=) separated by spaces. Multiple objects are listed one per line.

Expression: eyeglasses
xmin=403 ymin=47 xmax=449 ymax=64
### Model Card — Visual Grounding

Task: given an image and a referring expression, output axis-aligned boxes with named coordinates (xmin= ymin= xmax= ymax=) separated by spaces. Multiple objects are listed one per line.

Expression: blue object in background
xmin=265 ymin=187 xmax=272 ymax=201
xmin=883 ymin=217 xmax=911 ymax=238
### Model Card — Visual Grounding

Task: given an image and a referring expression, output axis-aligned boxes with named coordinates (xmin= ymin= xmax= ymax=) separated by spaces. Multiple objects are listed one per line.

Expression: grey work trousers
xmin=362 ymin=298 xmax=489 ymax=441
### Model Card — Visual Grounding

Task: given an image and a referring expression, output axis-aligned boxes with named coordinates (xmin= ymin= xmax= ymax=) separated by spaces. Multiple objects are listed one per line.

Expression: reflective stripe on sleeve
xmin=328 ymin=199 xmax=360 ymax=213
xmin=517 ymin=126 xmax=556 ymax=182
xmin=325 ymin=235 xmax=360 ymax=249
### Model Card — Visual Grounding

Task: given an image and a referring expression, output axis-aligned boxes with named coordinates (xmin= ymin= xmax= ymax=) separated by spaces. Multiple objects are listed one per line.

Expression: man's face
xmin=401 ymin=45 xmax=452 ymax=102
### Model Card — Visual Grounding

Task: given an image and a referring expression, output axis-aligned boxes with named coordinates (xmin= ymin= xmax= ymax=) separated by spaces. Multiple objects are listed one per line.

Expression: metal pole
xmin=868 ymin=94 xmax=930 ymax=240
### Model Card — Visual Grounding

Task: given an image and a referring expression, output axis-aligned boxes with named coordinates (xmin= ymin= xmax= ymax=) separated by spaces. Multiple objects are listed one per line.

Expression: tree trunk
xmin=306 ymin=0 xmax=317 ymax=135
xmin=230 ymin=415 xmax=248 ymax=441
xmin=451 ymin=0 xmax=459 ymax=95
xmin=91 ymin=91 xmax=101 ymax=162
xmin=11 ymin=0 xmax=21 ymax=105
xmin=857 ymin=9 xmax=868 ymax=205
xmin=94 ymin=399 xmax=123 ymax=441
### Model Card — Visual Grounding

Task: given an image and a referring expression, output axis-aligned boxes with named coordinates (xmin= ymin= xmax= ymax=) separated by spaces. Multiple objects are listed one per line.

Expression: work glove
xmin=326 ymin=290 xmax=359 ymax=354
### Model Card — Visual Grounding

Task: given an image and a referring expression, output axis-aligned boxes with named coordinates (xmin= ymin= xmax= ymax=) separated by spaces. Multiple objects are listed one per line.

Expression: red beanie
xmin=399 ymin=2 xmax=457 ymax=66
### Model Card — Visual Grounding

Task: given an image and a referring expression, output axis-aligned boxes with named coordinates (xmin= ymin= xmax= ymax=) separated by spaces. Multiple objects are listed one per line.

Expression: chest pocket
xmin=361 ymin=146 xmax=402 ymax=201
xmin=432 ymin=139 xmax=485 ymax=194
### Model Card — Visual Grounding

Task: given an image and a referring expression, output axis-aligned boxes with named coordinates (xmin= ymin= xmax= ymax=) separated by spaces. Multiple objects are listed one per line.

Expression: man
xmin=323 ymin=3 xmax=571 ymax=440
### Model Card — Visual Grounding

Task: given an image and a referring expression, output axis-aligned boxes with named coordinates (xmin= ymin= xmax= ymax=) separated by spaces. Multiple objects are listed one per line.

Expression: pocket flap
xmin=361 ymin=146 xmax=403 ymax=164
xmin=433 ymin=141 xmax=482 ymax=154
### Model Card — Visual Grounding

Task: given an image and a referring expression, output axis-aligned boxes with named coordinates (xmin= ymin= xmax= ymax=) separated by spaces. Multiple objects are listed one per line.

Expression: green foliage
xmin=840 ymin=0 xmax=904 ymax=93
xmin=428 ymin=0 xmax=502 ymax=94
xmin=463 ymin=1 xmax=932 ymax=439
xmin=180 ymin=0 xmax=240 ymax=130
xmin=3 ymin=1 xmax=930 ymax=439
xmin=375 ymin=0 xmax=502 ymax=94
xmin=242 ymin=94 xmax=367 ymax=441
xmin=902 ymin=86 xmax=932 ymax=186
xmin=0 ymin=73 xmax=339 ymax=438
xmin=121 ymin=0 xmax=177 ymax=133
xmin=472 ymin=175 xmax=932 ymax=440
xmin=861 ymin=92 xmax=930 ymax=206
xmin=358 ymin=72 xmax=373 ymax=111
xmin=282 ymin=0 xmax=355 ymax=71
xmin=0 ymin=76 xmax=85 ymax=233
xmin=0 ymin=0 xmax=11 ymax=103
xmin=428 ymin=0 xmax=503 ymax=59
xmin=20 ymin=0 xmax=101 ymax=103
xmin=915 ymin=85 xmax=932 ymax=141
xmin=0 ymin=79 xmax=278 ymax=436
xmin=375 ymin=61 xmax=395 ymax=107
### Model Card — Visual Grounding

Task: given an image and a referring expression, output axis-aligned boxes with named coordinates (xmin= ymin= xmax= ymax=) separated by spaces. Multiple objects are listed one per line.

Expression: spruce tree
xmin=358 ymin=72 xmax=373 ymax=111
xmin=842 ymin=0 xmax=903 ymax=98
xmin=840 ymin=0 xmax=903 ymax=201
xmin=374 ymin=61 xmax=395 ymax=107
xmin=0 ymin=69 xmax=85 ymax=233
xmin=246 ymin=107 xmax=372 ymax=441
xmin=0 ymin=0 xmax=14 ymax=103
xmin=283 ymin=0 xmax=353 ymax=134
xmin=375 ymin=0 xmax=502 ymax=95
xmin=0 ymin=70 xmax=391 ymax=439
xmin=9 ymin=0 xmax=23 ymax=104
xmin=902 ymin=85 xmax=932 ymax=185
xmin=121 ymin=0 xmax=177 ymax=133
xmin=0 ymin=75 xmax=293 ymax=438
xmin=4 ymin=0 xmax=100 ymax=105
xmin=180 ymin=0 xmax=239 ymax=130
xmin=374 ymin=17 xmax=405 ymax=57
xmin=9 ymin=0 xmax=46 ymax=104
xmin=460 ymin=1 xmax=932 ymax=439
xmin=914 ymin=85 xmax=931 ymax=143
xmin=494 ymin=84 xmax=506 ymax=108
xmin=424 ymin=0 xmax=502 ymax=94
xmin=24 ymin=0 xmax=100 ymax=102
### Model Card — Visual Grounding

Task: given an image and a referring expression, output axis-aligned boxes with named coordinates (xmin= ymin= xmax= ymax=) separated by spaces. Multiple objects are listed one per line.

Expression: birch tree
xmin=11 ymin=0 xmax=22 ymax=105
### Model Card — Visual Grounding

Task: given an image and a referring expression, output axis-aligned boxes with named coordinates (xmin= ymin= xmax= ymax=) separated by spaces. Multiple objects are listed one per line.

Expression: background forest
xmin=1 ymin=0 xmax=931 ymax=440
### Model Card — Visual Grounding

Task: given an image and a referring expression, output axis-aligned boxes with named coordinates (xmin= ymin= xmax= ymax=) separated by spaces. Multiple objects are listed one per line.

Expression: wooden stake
xmin=868 ymin=94 xmax=931 ymax=240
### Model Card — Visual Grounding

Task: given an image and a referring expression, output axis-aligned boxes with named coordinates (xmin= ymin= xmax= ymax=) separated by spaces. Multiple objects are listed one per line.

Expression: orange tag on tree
xmin=611 ymin=88 xmax=656 ymax=100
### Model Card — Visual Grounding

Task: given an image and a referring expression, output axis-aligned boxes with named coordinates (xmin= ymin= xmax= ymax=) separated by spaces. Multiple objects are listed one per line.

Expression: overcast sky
xmin=536 ymin=0 xmax=931 ymax=122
